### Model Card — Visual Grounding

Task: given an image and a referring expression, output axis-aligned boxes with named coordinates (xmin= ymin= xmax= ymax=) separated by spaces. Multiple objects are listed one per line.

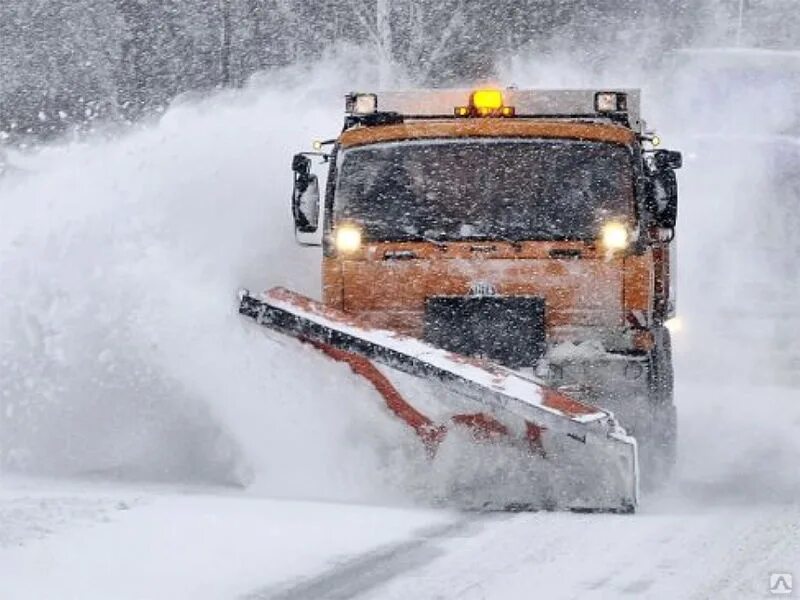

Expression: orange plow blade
xmin=239 ymin=287 xmax=639 ymax=512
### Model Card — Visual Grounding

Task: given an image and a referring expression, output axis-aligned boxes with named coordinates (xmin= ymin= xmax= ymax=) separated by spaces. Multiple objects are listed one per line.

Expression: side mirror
xmin=292 ymin=153 xmax=320 ymax=233
xmin=646 ymin=151 xmax=681 ymax=230
xmin=647 ymin=169 xmax=678 ymax=229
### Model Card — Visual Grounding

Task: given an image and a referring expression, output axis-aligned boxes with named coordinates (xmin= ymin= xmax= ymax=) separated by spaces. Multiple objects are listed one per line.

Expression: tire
xmin=649 ymin=326 xmax=674 ymax=405
xmin=638 ymin=326 xmax=678 ymax=490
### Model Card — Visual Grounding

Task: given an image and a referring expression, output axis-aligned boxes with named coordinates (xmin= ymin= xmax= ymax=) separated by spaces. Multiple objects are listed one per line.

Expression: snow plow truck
xmin=239 ymin=88 xmax=682 ymax=513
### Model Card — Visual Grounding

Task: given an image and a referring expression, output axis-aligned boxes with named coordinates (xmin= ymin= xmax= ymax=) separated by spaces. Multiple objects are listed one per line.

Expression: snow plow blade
xmin=239 ymin=287 xmax=639 ymax=513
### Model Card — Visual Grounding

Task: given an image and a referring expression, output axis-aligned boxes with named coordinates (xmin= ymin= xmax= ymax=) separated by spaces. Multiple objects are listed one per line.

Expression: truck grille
xmin=424 ymin=296 xmax=546 ymax=369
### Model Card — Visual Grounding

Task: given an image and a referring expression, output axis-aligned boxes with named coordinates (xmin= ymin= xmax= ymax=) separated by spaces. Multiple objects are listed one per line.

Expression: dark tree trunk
xmin=220 ymin=0 xmax=232 ymax=86
xmin=115 ymin=0 xmax=149 ymax=119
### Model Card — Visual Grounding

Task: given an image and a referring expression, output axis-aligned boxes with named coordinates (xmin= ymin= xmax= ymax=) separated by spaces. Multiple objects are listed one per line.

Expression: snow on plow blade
xmin=239 ymin=287 xmax=639 ymax=513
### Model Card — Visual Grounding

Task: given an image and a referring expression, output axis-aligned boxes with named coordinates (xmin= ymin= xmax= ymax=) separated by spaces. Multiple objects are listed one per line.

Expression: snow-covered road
xmin=348 ymin=502 xmax=799 ymax=600
xmin=2 ymin=380 xmax=798 ymax=600
xmin=0 ymin=477 xmax=458 ymax=599
xmin=2 ymin=467 xmax=797 ymax=599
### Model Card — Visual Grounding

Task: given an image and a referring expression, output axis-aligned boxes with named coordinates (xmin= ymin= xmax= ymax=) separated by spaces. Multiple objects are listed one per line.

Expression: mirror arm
xmin=298 ymin=151 xmax=331 ymax=163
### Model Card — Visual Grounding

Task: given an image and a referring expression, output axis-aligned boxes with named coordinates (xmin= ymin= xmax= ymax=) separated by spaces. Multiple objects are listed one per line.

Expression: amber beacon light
xmin=455 ymin=89 xmax=515 ymax=117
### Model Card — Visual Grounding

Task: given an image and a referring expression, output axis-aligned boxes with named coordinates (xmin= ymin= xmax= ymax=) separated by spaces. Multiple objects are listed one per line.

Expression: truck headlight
xmin=600 ymin=222 xmax=629 ymax=251
xmin=335 ymin=224 xmax=362 ymax=253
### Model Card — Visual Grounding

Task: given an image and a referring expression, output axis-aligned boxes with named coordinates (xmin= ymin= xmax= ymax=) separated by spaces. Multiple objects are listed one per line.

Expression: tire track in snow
xmin=242 ymin=514 xmax=502 ymax=600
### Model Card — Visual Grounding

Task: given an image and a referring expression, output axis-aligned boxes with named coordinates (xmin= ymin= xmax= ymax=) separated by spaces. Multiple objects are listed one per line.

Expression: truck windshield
xmin=334 ymin=138 xmax=635 ymax=242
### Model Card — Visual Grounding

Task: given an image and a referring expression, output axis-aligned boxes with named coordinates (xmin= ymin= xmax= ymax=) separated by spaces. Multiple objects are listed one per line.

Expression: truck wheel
xmin=639 ymin=326 xmax=677 ymax=490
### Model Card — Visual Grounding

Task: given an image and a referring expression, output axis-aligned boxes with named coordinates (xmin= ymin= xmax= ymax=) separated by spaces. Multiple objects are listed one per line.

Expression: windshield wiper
xmin=462 ymin=233 xmax=523 ymax=250
xmin=419 ymin=230 xmax=449 ymax=249
xmin=400 ymin=230 xmax=524 ymax=249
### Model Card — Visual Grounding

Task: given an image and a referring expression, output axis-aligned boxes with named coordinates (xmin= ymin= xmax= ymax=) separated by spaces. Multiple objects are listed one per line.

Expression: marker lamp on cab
xmin=595 ymin=91 xmax=627 ymax=113
xmin=600 ymin=222 xmax=629 ymax=251
xmin=345 ymin=93 xmax=378 ymax=115
xmin=335 ymin=224 xmax=362 ymax=254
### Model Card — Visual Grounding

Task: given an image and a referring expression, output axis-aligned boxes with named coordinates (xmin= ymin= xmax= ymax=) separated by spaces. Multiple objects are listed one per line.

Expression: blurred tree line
xmin=0 ymin=0 xmax=797 ymax=142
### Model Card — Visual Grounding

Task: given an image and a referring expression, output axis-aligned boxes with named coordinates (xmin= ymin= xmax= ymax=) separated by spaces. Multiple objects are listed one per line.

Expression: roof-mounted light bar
xmin=341 ymin=89 xmax=640 ymax=130
xmin=345 ymin=92 xmax=378 ymax=115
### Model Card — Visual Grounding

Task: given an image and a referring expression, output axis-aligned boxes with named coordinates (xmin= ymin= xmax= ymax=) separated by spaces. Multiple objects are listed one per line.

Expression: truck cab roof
xmin=341 ymin=88 xmax=644 ymax=135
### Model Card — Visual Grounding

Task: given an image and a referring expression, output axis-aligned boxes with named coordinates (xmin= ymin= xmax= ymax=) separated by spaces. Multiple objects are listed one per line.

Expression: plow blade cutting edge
xmin=239 ymin=287 xmax=639 ymax=513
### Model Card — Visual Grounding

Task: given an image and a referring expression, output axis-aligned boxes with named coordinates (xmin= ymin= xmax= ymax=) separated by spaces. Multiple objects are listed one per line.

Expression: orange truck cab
xmin=291 ymin=88 xmax=682 ymax=475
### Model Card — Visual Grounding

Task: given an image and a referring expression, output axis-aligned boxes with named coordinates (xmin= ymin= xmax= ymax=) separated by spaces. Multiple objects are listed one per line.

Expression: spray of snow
xmin=0 ymin=54 xmax=429 ymax=504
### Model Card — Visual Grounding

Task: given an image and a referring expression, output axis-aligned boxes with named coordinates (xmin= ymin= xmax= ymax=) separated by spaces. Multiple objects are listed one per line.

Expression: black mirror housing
xmin=654 ymin=149 xmax=682 ymax=170
xmin=646 ymin=170 xmax=678 ymax=229
xmin=292 ymin=153 xmax=311 ymax=175
xmin=292 ymin=153 xmax=320 ymax=233
xmin=646 ymin=151 xmax=679 ymax=230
